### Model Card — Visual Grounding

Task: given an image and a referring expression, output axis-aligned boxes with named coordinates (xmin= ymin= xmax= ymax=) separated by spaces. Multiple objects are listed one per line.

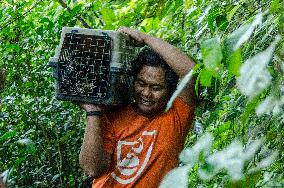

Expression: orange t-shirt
xmin=92 ymin=97 xmax=195 ymax=188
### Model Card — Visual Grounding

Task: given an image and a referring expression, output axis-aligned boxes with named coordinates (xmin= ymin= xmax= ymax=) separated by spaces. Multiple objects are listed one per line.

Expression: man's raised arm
xmin=78 ymin=104 xmax=110 ymax=178
xmin=119 ymin=27 xmax=196 ymax=105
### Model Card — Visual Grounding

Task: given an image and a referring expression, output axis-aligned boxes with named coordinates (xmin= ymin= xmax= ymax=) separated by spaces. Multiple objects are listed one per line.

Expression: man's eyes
xmin=152 ymin=86 xmax=163 ymax=91
xmin=136 ymin=81 xmax=145 ymax=87
xmin=136 ymin=81 xmax=164 ymax=91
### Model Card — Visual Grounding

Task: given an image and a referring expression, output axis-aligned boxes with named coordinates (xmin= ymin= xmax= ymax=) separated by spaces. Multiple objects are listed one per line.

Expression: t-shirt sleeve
xmin=171 ymin=97 xmax=195 ymax=133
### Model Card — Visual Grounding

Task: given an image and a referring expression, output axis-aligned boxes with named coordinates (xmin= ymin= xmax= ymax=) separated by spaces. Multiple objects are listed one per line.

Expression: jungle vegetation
xmin=0 ymin=0 xmax=283 ymax=187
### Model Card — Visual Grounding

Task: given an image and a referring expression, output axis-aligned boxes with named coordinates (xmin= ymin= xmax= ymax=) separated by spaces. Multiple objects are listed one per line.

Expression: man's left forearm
xmin=119 ymin=27 xmax=195 ymax=77
xmin=142 ymin=34 xmax=195 ymax=77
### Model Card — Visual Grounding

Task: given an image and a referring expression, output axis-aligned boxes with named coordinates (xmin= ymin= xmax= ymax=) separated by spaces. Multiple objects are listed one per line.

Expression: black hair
xmin=132 ymin=47 xmax=179 ymax=97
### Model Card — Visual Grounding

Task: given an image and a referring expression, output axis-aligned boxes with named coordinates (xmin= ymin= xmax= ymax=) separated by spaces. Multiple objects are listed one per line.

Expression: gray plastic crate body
xmin=49 ymin=27 xmax=139 ymax=105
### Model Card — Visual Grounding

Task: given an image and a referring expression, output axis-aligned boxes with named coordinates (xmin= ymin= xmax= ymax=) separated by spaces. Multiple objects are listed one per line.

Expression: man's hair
xmin=0 ymin=69 xmax=5 ymax=92
xmin=132 ymin=47 xmax=179 ymax=97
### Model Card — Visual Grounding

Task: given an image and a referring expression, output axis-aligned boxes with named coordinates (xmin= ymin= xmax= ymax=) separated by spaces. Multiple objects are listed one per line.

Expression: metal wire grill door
xmin=57 ymin=33 xmax=112 ymax=101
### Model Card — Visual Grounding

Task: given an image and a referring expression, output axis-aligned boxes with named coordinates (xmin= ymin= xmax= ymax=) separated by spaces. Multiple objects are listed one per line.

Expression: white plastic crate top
xmin=49 ymin=27 xmax=138 ymax=71
xmin=49 ymin=27 xmax=139 ymax=105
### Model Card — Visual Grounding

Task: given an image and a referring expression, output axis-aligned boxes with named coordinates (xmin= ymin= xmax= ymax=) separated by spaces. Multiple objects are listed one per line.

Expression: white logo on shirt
xmin=111 ymin=130 xmax=156 ymax=184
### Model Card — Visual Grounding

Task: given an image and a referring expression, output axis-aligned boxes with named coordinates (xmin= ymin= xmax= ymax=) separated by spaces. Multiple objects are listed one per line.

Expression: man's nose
xmin=141 ymin=87 xmax=151 ymax=97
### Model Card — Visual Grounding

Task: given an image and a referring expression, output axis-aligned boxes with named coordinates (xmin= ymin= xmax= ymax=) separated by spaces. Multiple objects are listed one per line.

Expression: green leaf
xmin=207 ymin=7 xmax=220 ymax=31
xmin=26 ymin=142 xmax=36 ymax=154
xmin=270 ymin=0 xmax=282 ymax=13
xmin=70 ymin=4 xmax=83 ymax=17
xmin=140 ymin=18 xmax=154 ymax=33
xmin=92 ymin=1 xmax=102 ymax=11
xmin=201 ymin=37 xmax=223 ymax=72
xmin=6 ymin=44 xmax=21 ymax=53
xmin=184 ymin=0 xmax=194 ymax=10
xmin=226 ymin=4 xmax=241 ymax=21
xmin=101 ymin=7 xmax=115 ymax=27
xmin=17 ymin=138 xmax=36 ymax=154
xmin=226 ymin=0 xmax=246 ymax=21
xmin=0 ymin=130 xmax=17 ymax=142
xmin=217 ymin=121 xmax=231 ymax=133
xmin=200 ymin=162 xmax=215 ymax=174
xmin=228 ymin=49 xmax=242 ymax=76
xmin=241 ymin=96 xmax=260 ymax=124
xmin=40 ymin=17 xmax=50 ymax=23
xmin=216 ymin=15 xmax=229 ymax=31
xmin=52 ymin=174 xmax=61 ymax=182
xmin=199 ymin=68 xmax=213 ymax=87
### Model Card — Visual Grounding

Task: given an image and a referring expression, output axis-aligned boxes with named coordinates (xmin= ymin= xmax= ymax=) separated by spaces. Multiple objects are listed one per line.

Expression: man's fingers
xmin=118 ymin=26 xmax=130 ymax=35
xmin=118 ymin=27 xmax=145 ymax=47
xmin=118 ymin=26 xmax=128 ymax=32
xmin=118 ymin=27 xmax=137 ymax=38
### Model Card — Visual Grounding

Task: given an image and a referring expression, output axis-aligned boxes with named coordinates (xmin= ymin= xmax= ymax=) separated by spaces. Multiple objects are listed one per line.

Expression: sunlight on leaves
xmin=17 ymin=138 xmax=36 ymax=154
xmin=199 ymin=140 xmax=245 ymax=180
xmin=233 ymin=13 xmax=262 ymax=50
xmin=163 ymin=133 xmax=277 ymax=184
xmin=201 ymin=37 xmax=223 ymax=72
xmin=197 ymin=6 xmax=211 ymax=25
xmin=159 ymin=165 xmax=191 ymax=188
xmin=256 ymin=95 xmax=284 ymax=116
xmin=17 ymin=138 xmax=33 ymax=145
xmin=198 ymin=138 xmax=265 ymax=181
xmin=236 ymin=36 xmax=281 ymax=99
xmin=248 ymin=151 xmax=278 ymax=173
xmin=179 ymin=133 xmax=213 ymax=166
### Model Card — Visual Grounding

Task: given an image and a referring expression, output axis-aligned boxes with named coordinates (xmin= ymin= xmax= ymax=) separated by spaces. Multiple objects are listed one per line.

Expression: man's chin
xmin=138 ymin=104 xmax=153 ymax=113
xmin=136 ymin=103 xmax=162 ymax=117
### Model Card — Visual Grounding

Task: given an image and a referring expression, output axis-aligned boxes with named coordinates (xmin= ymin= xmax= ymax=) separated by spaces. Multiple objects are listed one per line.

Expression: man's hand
xmin=73 ymin=101 xmax=102 ymax=112
xmin=118 ymin=27 xmax=146 ymax=46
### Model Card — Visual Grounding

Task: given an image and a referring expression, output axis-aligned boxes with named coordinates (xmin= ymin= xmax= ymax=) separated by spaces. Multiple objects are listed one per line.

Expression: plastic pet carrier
xmin=49 ymin=27 xmax=139 ymax=105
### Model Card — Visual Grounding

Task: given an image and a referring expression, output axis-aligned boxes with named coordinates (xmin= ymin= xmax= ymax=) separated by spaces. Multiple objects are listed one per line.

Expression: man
xmin=78 ymin=27 xmax=196 ymax=188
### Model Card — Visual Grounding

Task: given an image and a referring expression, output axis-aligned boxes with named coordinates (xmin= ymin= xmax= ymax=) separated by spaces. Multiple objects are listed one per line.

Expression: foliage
xmin=161 ymin=133 xmax=278 ymax=187
xmin=0 ymin=0 xmax=283 ymax=187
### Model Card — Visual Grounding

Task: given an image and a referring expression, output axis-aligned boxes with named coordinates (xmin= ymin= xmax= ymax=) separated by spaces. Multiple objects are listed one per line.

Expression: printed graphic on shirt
xmin=111 ymin=130 xmax=157 ymax=185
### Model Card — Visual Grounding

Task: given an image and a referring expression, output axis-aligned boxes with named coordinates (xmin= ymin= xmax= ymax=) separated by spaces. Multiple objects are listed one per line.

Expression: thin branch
xmin=57 ymin=0 xmax=95 ymax=28
xmin=94 ymin=12 xmax=104 ymax=27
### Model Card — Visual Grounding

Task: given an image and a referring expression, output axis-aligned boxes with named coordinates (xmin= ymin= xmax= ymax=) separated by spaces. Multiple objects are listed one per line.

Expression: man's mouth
xmin=140 ymin=97 xmax=153 ymax=106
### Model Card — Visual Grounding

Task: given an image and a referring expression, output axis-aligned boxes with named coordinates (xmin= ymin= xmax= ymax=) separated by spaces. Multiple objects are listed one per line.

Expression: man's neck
xmin=131 ymin=104 xmax=165 ymax=119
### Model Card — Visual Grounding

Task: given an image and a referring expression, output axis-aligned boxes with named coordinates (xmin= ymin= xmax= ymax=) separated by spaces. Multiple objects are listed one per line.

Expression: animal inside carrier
xmin=49 ymin=27 xmax=139 ymax=105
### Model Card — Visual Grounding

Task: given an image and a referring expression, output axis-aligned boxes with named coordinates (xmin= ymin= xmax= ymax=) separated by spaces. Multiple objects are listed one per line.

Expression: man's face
xmin=134 ymin=66 xmax=169 ymax=117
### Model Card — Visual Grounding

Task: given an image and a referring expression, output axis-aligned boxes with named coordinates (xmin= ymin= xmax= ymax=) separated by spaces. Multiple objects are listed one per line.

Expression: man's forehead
xmin=137 ymin=66 xmax=166 ymax=84
xmin=137 ymin=66 xmax=166 ymax=85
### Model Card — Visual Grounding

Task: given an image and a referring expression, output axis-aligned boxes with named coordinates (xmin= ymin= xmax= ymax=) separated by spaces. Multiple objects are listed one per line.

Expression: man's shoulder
xmin=168 ymin=97 xmax=195 ymax=120
xmin=173 ymin=97 xmax=195 ymax=111
xmin=103 ymin=105 xmax=133 ymax=121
